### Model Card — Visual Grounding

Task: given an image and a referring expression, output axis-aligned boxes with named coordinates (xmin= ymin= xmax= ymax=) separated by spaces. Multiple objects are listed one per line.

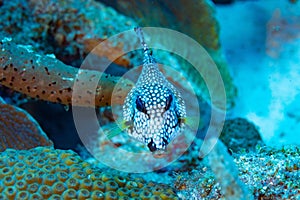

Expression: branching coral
xmin=0 ymin=38 xmax=134 ymax=107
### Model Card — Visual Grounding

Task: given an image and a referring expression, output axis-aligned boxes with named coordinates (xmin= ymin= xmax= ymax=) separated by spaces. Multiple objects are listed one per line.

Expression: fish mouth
xmin=152 ymin=149 xmax=168 ymax=158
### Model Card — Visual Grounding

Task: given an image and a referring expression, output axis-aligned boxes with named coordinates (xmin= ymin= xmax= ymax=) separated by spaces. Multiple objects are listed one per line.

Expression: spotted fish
xmin=123 ymin=27 xmax=186 ymax=152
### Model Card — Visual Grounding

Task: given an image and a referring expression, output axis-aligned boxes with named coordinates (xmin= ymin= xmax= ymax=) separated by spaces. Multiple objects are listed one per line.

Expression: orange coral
xmin=0 ymin=97 xmax=52 ymax=152
xmin=83 ymin=38 xmax=131 ymax=68
xmin=0 ymin=147 xmax=179 ymax=199
xmin=0 ymin=39 xmax=134 ymax=107
xmin=25 ymin=0 xmax=135 ymax=66
xmin=100 ymin=0 xmax=220 ymax=51
xmin=266 ymin=9 xmax=300 ymax=58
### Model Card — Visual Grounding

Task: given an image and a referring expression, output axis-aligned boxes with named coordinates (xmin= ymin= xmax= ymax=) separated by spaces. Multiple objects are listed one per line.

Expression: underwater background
xmin=0 ymin=0 xmax=299 ymax=199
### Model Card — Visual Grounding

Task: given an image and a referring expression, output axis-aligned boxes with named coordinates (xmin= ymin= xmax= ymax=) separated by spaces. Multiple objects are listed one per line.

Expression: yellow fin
xmin=184 ymin=116 xmax=202 ymax=130
xmin=103 ymin=120 xmax=128 ymax=139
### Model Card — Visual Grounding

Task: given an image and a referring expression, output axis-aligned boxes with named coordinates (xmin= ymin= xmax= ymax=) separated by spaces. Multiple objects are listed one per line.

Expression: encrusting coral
xmin=172 ymin=138 xmax=300 ymax=199
xmin=0 ymin=96 xmax=52 ymax=152
xmin=0 ymin=0 xmax=136 ymax=67
xmin=0 ymin=146 xmax=179 ymax=199
xmin=235 ymin=145 xmax=300 ymax=199
xmin=207 ymin=139 xmax=253 ymax=200
xmin=0 ymin=38 xmax=134 ymax=107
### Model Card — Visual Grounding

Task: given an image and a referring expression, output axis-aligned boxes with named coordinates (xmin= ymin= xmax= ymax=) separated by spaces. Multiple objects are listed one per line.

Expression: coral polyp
xmin=0 ymin=147 xmax=179 ymax=199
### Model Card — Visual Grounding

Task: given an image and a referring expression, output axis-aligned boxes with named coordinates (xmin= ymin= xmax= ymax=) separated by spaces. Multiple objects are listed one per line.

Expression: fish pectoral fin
xmin=101 ymin=119 xmax=130 ymax=139
xmin=184 ymin=116 xmax=201 ymax=130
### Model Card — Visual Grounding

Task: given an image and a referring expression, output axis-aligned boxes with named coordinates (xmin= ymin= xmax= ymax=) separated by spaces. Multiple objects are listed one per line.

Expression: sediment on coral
xmin=0 ymin=146 xmax=179 ymax=199
xmin=235 ymin=145 xmax=300 ymax=199
xmin=207 ymin=139 xmax=253 ymax=200
xmin=0 ymin=39 xmax=134 ymax=107
xmin=0 ymin=96 xmax=52 ymax=152
xmin=173 ymin=137 xmax=300 ymax=199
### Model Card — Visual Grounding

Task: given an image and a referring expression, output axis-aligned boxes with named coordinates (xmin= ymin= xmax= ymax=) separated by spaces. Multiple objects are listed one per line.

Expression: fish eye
xmin=165 ymin=94 xmax=173 ymax=111
xmin=147 ymin=139 xmax=157 ymax=152
xmin=136 ymin=96 xmax=147 ymax=114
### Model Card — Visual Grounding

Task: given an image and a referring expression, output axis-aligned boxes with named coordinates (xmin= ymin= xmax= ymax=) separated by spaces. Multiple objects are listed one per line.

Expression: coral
xmin=173 ymin=138 xmax=254 ymax=199
xmin=0 ymin=85 xmax=28 ymax=106
xmin=100 ymin=0 xmax=237 ymax=110
xmin=0 ymin=0 xmax=237 ymax=110
xmin=0 ymin=96 xmax=52 ymax=152
xmin=0 ymin=146 xmax=179 ymax=199
xmin=0 ymin=0 xmax=236 ymax=111
xmin=207 ymin=139 xmax=253 ymax=199
xmin=235 ymin=145 xmax=300 ymax=199
xmin=266 ymin=9 xmax=300 ymax=58
xmin=220 ymin=118 xmax=264 ymax=152
xmin=0 ymin=0 xmax=137 ymax=66
xmin=83 ymin=38 xmax=131 ymax=68
xmin=100 ymin=0 xmax=220 ymax=51
xmin=0 ymin=38 xmax=134 ymax=107
xmin=174 ymin=166 xmax=222 ymax=199
xmin=86 ymin=121 xmax=196 ymax=172
xmin=172 ymin=137 xmax=300 ymax=199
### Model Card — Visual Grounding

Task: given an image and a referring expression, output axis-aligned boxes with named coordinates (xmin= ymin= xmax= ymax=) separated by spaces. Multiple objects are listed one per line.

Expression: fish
xmin=122 ymin=27 xmax=186 ymax=152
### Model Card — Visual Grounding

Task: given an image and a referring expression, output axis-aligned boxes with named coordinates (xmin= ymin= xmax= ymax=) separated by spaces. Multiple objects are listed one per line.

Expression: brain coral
xmin=0 ymin=146 xmax=178 ymax=200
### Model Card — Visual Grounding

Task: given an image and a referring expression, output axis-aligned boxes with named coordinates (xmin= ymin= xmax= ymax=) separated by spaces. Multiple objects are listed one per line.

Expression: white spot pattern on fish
xmin=123 ymin=27 xmax=186 ymax=152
